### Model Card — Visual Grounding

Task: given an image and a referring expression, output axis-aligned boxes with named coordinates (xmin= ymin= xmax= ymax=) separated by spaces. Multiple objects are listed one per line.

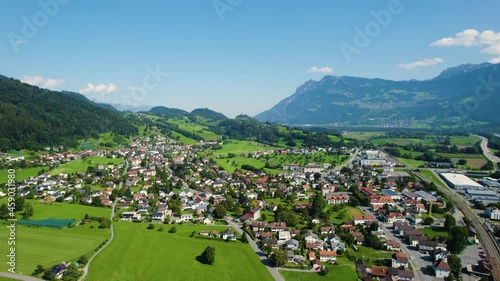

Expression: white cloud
xmin=397 ymin=58 xmax=444 ymax=70
xmin=79 ymin=82 xmax=117 ymax=95
xmin=489 ymin=57 xmax=500 ymax=64
xmin=21 ymin=75 xmax=64 ymax=89
xmin=430 ymin=29 xmax=500 ymax=63
xmin=307 ymin=66 xmax=334 ymax=74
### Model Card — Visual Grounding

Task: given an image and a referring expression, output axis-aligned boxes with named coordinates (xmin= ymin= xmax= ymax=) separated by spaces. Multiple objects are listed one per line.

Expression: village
xmin=1 ymin=137 xmax=495 ymax=281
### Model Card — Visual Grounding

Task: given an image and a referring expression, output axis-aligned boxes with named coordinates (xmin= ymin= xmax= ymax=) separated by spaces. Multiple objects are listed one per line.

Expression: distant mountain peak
xmin=433 ymin=62 xmax=492 ymax=80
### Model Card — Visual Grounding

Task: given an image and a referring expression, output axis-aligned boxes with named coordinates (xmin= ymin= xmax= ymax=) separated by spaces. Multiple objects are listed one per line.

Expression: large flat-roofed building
xmin=465 ymin=189 xmax=500 ymax=203
xmin=440 ymin=173 xmax=484 ymax=190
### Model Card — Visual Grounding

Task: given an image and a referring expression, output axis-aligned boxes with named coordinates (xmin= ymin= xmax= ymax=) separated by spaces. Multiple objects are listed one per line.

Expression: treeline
xmin=0 ymin=77 xmax=137 ymax=151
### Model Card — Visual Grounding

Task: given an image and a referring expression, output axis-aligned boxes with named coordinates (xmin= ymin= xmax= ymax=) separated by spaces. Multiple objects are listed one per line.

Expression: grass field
xmin=49 ymin=157 xmax=124 ymax=175
xmin=396 ymin=158 xmax=425 ymax=168
xmin=420 ymin=227 xmax=449 ymax=238
xmin=448 ymin=135 xmax=481 ymax=145
xmin=280 ymin=264 xmax=356 ymax=281
xmin=265 ymin=152 xmax=345 ymax=167
xmin=87 ymin=222 xmax=273 ymax=281
xmin=170 ymin=131 xmax=198 ymax=145
xmin=343 ymin=131 xmax=384 ymax=140
xmin=348 ymin=246 xmax=393 ymax=265
xmin=0 ymin=223 xmax=109 ymax=275
xmin=0 ymin=198 xmax=111 ymax=221
xmin=0 ymin=167 xmax=47 ymax=184
xmin=329 ymin=206 xmax=364 ymax=224
xmin=418 ymin=169 xmax=446 ymax=188
xmin=211 ymin=140 xmax=278 ymax=156
xmin=371 ymin=138 xmax=435 ymax=146
xmin=167 ymin=120 xmax=221 ymax=141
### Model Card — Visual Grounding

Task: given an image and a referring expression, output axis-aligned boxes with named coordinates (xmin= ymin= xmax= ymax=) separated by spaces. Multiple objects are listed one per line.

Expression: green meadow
xmin=0 ymin=167 xmax=47 ymax=184
xmin=280 ymin=264 xmax=357 ymax=281
xmin=49 ymin=156 xmax=124 ymax=175
xmin=87 ymin=222 xmax=273 ymax=281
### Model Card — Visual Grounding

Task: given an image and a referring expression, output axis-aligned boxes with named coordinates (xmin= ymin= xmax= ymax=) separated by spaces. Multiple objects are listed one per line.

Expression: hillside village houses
xmin=4 ymin=139 xmax=469 ymax=278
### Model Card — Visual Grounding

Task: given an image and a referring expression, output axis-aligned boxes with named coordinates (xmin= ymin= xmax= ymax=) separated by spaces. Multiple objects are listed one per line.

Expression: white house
xmin=433 ymin=259 xmax=451 ymax=278
xmin=319 ymin=251 xmax=337 ymax=263
xmin=485 ymin=206 xmax=500 ymax=220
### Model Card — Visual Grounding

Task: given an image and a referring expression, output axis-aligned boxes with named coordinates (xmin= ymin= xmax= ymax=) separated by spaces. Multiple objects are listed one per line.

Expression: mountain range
xmin=255 ymin=62 xmax=500 ymax=127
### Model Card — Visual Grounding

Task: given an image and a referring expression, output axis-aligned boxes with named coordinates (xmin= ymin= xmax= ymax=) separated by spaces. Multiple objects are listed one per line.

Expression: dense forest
xmin=0 ymin=77 xmax=137 ymax=151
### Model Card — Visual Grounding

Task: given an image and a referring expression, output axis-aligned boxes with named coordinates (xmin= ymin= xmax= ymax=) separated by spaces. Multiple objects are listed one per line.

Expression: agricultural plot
xmin=0 ymin=167 xmax=47 ymax=184
xmin=0 ymin=223 xmax=109 ymax=275
xmin=167 ymin=120 xmax=221 ymax=141
xmin=49 ymin=156 xmax=124 ymax=175
xmin=87 ymin=222 xmax=273 ymax=281
xmin=211 ymin=140 xmax=278 ymax=156
xmin=343 ymin=131 xmax=384 ymax=140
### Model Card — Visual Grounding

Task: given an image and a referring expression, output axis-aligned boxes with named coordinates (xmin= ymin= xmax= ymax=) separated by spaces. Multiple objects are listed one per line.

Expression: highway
xmin=414 ymin=170 xmax=500 ymax=281
xmin=474 ymin=134 xmax=500 ymax=171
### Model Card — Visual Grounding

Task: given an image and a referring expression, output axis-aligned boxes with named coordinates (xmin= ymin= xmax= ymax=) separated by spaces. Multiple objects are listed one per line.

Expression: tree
xmin=240 ymin=233 xmax=248 ymax=243
xmin=78 ymin=255 xmax=88 ymax=264
xmin=98 ymin=218 xmax=111 ymax=229
xmin=270 ymin=250 xmax=286 ymax=266
xmin=42 ymin=270 xmax=55 ymax=281
xmin=32 ymin=264 xmax=45 ymax=276
xmin=23 ymin=203 xmax=34 ymax=219
xmin=319 ymin=265 xmax=330 ymax=276
xmin=422 ymin=217 xmax=434 ymax=225
xmin=215 ymin=205 xmax=227 ymax=218
xmin=447 ymin=226 xmax=468 ymax=253
xmin=348 ymin=197 xmax=359 ymax=207
xmin=444 ymin=214 xmax=456 ymax=232
xmin=91 ymin=196 xmax=103 ymax=207
xmin=458 ymin=159 xmax=467 ymax=165
xmin=158 ymin=226 xmax=165 ymax=232
xmin=169 ymin=226 xmax=177 ymax=233
xmin=261 ymin=213 xmax=267 ymax=221
xmin=147 ymin=223 xmax=155 ymax=230
xmin=201 ymin=246 xmax=216 ymax=265
xmin=447 ymin=254 xmax=462 ymax=274
xmin=14 ymin=196 xmax=25 ymax=211
xmin=0 ymin=203 xmax=9 ymax=219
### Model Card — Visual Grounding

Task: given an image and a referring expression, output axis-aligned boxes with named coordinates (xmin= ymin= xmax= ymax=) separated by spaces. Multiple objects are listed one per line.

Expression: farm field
xmin=395 ymin=158 xmax=425 ymax=168
xmin=371 ymin=138 xmax=436 ymax=146
xmin=0 ymin=199 xmax=112 ymax=221
xmin=49 ymin=156 xmax=124 ymax=175
xmin=0 ymin=223 xmax=109 ymax=275
xmin=434 ymin=153 xmax=486 ymax=168
xmin=87 ymin=222 xmax=273 ymax=281
xmin=210 ymin=140 xmax=278 ymax=156
xmin=167 ymin=120 xmax=221 ymax=141
xmin=215 ymin=156 xmax=283 ymax=174
xmin=170 ymin=131 xmax=198 ymax=145
xmin=343 ymin=131 xmax=384 ymax=140
xmin=0 ymin=167 xmax=47 ymax=184
xmin=280 ymin=264 xmax=356 ymax=281
xmin=265 ymin=152 xmax=346 ymax=167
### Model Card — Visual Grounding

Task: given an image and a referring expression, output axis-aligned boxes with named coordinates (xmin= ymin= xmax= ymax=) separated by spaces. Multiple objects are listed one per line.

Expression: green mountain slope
xmin=0 ymin=76 xmax=137 ymax=150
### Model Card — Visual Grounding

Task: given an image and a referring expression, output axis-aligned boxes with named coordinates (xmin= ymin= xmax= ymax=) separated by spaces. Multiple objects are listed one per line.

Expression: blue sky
xmin=1 ymin=0 xmax=500 ymax=117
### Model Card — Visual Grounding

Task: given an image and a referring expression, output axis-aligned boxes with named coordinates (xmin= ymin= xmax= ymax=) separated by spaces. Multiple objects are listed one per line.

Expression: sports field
xmin=87 ymin=222 xmax=273 ymax=281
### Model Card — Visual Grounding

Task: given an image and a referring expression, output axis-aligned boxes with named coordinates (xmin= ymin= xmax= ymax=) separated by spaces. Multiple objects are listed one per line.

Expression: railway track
xmin=413 ymin=171 xmax=500 ymax=281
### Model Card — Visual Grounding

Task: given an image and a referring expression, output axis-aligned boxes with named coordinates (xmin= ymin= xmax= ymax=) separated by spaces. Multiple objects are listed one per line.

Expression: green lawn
xmin=0 ymin=167 xmax=47 ymax=184
xmin=343 ymin=131 xmax=384 ymax=141
xmin=280 ymin=264 xmax=356 ymax=281
xmin=215 ymin=156 xmax=284 ymax=174
xmin=49 ymin=156 xmax=124 ymax=175
xmin=419 ymin=169 xmax=446 ymax=188
xmin=448 ymin=135 xmax=481 ymax=145
xmin=396 ymin=158 xmax=425 ymax=168
xmin=329 ymin=206 xmax=364 ymax=224
xmin=211 ymin=140 xmax=278 ymax=156
xmin=0 ymin=223 xmax=109 ymax=275
xmin=348 ymin=246 xmax=393 ymax=265
xmin=87 ymin=222 xmax=273 ymax=281
xmin=420 ymin=227 xmax=449 ymax=238
xmin=435 ymin=153 xmax=484 ymax=159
